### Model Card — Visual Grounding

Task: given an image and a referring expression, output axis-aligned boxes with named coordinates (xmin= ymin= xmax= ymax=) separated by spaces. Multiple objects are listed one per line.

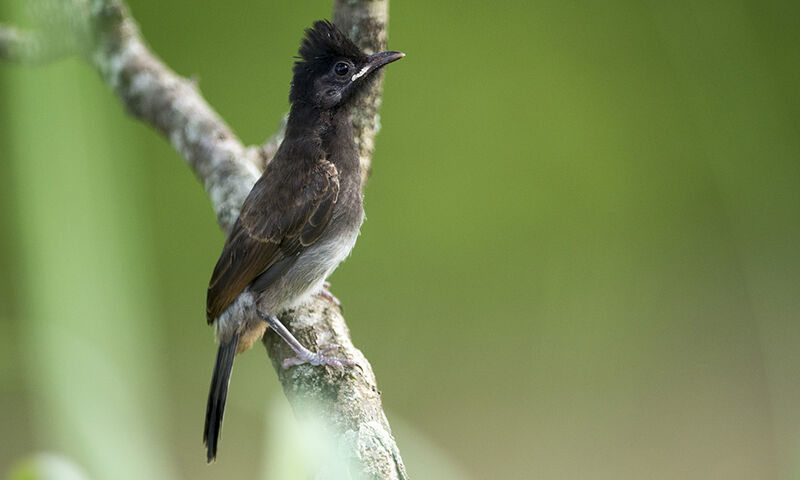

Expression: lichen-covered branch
xmin=87 ymin=0 xmax=263 ymax=230
xmin=1 ymin=1 xmax=407 ymax=478
xmin=265 ymin=304 xmax=407 ymax=480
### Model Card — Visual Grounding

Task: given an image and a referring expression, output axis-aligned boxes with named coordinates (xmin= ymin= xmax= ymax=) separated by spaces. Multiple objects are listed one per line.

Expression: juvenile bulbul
xmin=202 ymin=20 xmax=404 ymax=462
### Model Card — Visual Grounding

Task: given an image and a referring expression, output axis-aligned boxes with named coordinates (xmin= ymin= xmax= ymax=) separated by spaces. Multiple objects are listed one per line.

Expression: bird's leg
xmin=317 ymin=282 xmax=342 ymax=310
xmin=258 ymin=311 xmax=354 ymax=369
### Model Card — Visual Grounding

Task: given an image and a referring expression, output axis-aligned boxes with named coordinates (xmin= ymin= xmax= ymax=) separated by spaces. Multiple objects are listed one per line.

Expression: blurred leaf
xmin=261 ymin=395 xmax=470 ymax=479
xmin=6 ymin=453 xmax=90 ymax=480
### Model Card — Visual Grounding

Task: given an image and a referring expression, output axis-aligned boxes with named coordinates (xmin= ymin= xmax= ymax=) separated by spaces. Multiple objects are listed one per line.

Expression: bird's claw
xmin=282 ymin=344 xmax=355 ymax=369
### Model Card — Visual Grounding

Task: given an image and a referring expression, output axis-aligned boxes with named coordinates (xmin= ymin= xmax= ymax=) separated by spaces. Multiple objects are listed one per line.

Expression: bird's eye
xmin=334 ymin=62 xmax=350 ymax=76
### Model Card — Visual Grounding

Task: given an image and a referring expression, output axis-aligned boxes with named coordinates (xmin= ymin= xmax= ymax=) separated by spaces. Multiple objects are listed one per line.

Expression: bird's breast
xmin=241 ymin=196 xmax=362 ymax=315
xmin=302 ymin=199 xmax=363 ymax=275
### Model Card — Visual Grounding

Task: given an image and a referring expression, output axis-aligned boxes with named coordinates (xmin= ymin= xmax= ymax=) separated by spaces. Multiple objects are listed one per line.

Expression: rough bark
xmin=0 ymin=1 xmax=407 ymax=478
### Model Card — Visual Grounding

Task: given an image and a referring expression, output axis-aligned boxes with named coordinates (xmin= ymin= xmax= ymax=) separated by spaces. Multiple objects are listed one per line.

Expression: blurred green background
xmin=2 ymin=0 xmax=799 ymax=479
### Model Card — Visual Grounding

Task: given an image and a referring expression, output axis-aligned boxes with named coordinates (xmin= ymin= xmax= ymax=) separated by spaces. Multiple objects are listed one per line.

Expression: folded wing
xmin=206 ymin=159 xmax=340 ymax=323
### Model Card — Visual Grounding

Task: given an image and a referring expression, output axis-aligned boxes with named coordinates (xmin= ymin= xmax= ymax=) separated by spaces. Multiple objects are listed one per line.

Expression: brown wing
xmin=206 ymin=160 xmax=340 ymax=323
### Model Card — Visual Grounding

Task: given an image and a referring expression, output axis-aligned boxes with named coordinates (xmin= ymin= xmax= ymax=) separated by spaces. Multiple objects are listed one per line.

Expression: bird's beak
xmin=369 ymin=51 xmax=406 ymax=68
xmin=351 ymin=51 xmax=405 ymax=81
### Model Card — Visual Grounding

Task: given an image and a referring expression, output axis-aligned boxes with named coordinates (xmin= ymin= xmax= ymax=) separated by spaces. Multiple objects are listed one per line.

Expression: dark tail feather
xmin=203 ymin=332 xmax=239 ymax=463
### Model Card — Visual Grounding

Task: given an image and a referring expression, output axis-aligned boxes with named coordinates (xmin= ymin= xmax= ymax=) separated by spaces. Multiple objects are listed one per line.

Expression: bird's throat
xmin=285 ymin=103 xmax=360 ymax=178
xmin=286 ymin=102 xmax=347 ymax=139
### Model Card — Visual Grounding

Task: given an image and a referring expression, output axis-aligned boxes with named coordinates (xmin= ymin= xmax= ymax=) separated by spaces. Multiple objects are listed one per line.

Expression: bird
xmin=202 ymin=20 xmax=404 ymax=463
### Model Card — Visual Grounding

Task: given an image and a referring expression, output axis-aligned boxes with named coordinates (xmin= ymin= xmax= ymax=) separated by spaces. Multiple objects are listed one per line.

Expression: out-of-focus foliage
xmin=7 ymin=454 xmax=90 ymax=480
xmin=1 ymin=0 xmax=799 ymax=479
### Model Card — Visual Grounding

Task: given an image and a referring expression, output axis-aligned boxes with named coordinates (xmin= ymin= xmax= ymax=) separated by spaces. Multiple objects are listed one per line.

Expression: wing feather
xmin=206 ymin=160 xmax=339 ymax=323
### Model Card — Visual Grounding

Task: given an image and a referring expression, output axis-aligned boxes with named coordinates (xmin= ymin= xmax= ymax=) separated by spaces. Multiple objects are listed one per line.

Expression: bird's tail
xmin=203 ymin=331 xmax=239 ymax=463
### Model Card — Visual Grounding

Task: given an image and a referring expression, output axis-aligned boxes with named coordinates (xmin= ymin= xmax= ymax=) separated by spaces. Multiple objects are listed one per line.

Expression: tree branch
xmin=1 ymin=1 xmax=407 ymax=478
xmin=88 ymin=0 xmax=264 ymax=231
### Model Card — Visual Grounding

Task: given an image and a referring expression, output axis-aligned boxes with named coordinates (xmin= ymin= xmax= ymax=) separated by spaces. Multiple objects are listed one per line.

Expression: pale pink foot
xmin=282 ymin=344 xmax=355 ymax=369
xmin=259 ymin=311 xmax=354 ymax=369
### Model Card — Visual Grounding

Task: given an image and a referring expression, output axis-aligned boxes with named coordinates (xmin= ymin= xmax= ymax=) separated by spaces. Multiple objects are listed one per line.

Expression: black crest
xmin=298 ymin=20 xmax=364 ymax=63
xmin=290 ymin=20 xmax=367 ymax=103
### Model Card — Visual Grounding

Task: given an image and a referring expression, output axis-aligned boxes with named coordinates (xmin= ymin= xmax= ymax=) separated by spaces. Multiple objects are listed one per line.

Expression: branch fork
xmin=1 ymin=1 xmax=406 ymax=478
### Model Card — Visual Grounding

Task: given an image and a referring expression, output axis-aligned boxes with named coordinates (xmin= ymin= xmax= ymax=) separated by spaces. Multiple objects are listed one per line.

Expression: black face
xmin=313 ymin=58 xmax=357 ymax=109
xmin=290 ymin=20 xmax=404 ymax=109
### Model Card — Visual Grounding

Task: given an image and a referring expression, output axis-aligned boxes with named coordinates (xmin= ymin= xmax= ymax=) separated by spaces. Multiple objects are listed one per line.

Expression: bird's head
xmin=290 ymin=20 xmax=404 ymax=109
